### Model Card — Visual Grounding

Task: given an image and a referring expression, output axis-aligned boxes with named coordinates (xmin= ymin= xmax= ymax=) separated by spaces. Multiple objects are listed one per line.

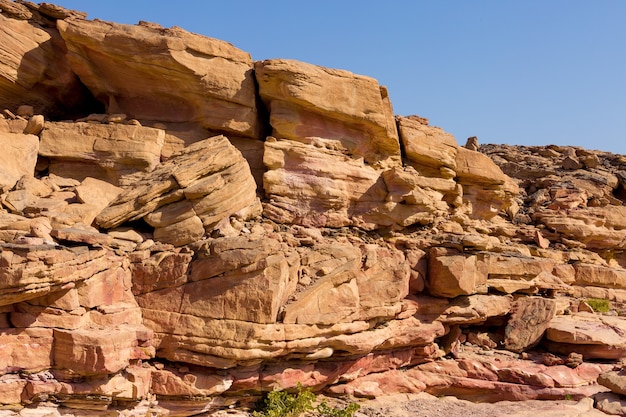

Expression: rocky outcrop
xmin=56 ymin=17 xmax=261 ymax=140
xmin=95 ymin=135 xmax=262 ymax=246
xmin=0 ymin=3 xmax=98 ymax=119
xmin=0 ymin=130 xmax=38 ymax=192
xmin=39 ymin=121 xmax=165 ymax=184
xmin=1 ymin=3 xmax=626 ymax=416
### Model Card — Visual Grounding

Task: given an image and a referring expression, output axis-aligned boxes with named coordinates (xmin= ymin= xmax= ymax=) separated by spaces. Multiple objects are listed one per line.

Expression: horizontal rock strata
xmin=0 ymin=3 xmax=625 ymax=416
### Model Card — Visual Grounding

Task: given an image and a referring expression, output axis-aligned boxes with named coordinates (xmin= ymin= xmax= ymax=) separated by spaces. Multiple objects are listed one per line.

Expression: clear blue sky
xmin=51 ymin=1 xmax=626 ymax=154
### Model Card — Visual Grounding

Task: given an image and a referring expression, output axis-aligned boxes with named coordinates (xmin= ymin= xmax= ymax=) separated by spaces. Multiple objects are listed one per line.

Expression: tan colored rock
xmin=51 ymin=227 xmax=114 ymax=246
xmin=23 ymin=114 xmax=44 ymax=135
xmin=545 ymin=313 xmax=626 ymax=359
xmin=397 ymin=115 xmax=458 ymax=177
xmin=151 ymin=366 xmax=233 ymax=397
xmin=505 ymin=297 xmax=556 ymax=352
xmin=283 ymin=272 xmax=360 ymax=325
xmin=96 ymin=135 xmax=261 ymax=245
xmin=153 ymin=215 xmax=205 ymax=247
xmin=263 ymin=138 xmax=444 ymax=229
xmin=10 ymin=302 xmax=87 ymax=330
xmin=480 ymin=252 xmax=559 ymax=294
xmin=594 ymin=392 xmax=626 ymax=416
xmin=0 ymin=328 xmax=53 ymax=374
xmin=0 ymin=132 xmax=38 ymax=191
xmin=455 ymin=147 xmax=519 ymax=219
xmin=330 ymin=369 xmax=426 ymax=397
xmin=131 ymin=250 xmax=192 ymax=295
xmin=358 ymin=244 xmax=411 ymax=316
xmin=30 ymin=216 xmax=53 ymax=241
xmin=255 ymin=59 xmax=400 ymax=168
xmin=0 ymin=245 xmax=117 ymax=306
xmin=0 ymin=13 xmax=96 ymax=119
xmin=598 ymin=370 xmax=626 ymax=396
xmin=75 ymin=266 xmax=137 ymax=309
xmin=138 ymin=236 xmax=295 ymax=324
xmin=562 ymin=155 xmax=583 ymax=170
xmin=534 ymin=230 xmax=550 ymax=249
xmin=263 ymin=137 xmax=382 ymax=229
xmin=465 ymin=136 xmax=479 ymax=151
xmin=455 ymin=147 xmax=514 ymax=187
xmin=438 ymin=294 xmax=512 ymax=325
xmin=57 ymin=18 xmax=260 ymax=139
xmin=75 ymin=177 xmax=122 ymax=212
xmin=39 ymin=122 xmax=164 ymax=184
xmin=283 ymin=242 xmax=408 ymax=325
xmin=53 ymin=325 xmax=153 ymax=375
xmin=533 ymin=206 xmax=626 ymax=250
xmin=428 ymin=248 xmax=487 ymax=297
xmin=573 ymin=263 xmax=626 ymax=289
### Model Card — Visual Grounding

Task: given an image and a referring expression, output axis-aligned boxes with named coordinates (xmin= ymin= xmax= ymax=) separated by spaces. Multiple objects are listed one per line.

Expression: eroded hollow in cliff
xmin=612 ymin=180 xmax=626 ymax=205
xmin=42 ymin=78 xmax=106 ymax=121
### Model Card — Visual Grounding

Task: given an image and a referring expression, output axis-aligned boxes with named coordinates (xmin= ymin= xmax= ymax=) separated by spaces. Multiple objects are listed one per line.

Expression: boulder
xmin=545 ymin=313 xmax=626 ymax=359
xmin=255 ymin=59 xmax=400 ymax=168
xmin=594 ymin=392 xmax=626 ymax=416
xmin=598 ymin=370 xmax=626 ymax=396
xmin=0 ymin=244 xmax=119 ymax=306
xmin=263 ymin=137 xmax=446 ymax=229
xmin=455 ymin=147 xmax=519 ymax=219
xmin=53 ymin=325 xmax=153 ymax=376
xmin=0 ymin=328 xmax=53 ymax=374
xmin=504 ymin=297 xmax=556 ymax=352
xmin=573 ymin=263 xmax=626 ymax=289
xmin=396 ymin=115 xmax=458 ymax=177
xmin=0 ymin=132 xmax=39 ymax=191
xmin=57 ymin=18 xmax=260 ymax=138
xmin=427 ymin=247 xmax=487 ymax=298
xmin=95 ymin=135 xmax=261 ymax=245
xmin=137 ymin=235 xmax=296 ymax=324
xmin=283 ymin=242 xmax=409 ymax=325
xmin=438 ymin=294 xmax=512 ymax=325
xmin=39 ymin=122 xmax=165 ymax=184
xmin=533 ymin=206 xmax=626 ymax=250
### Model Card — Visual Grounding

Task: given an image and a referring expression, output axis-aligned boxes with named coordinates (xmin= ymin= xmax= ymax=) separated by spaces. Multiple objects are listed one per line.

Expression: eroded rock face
xmin=0 ymin=131 xmax=38 ymax=192
xmin=256 ymin=59 xmax=400 ymax=168
xmin=1 ymin=4 xmax=626 ymax=416
xmin=505 ymin=297 xmax=556 ymax=353
xmin=40 ymin=122 xmax=165 ymax=184
xmin=96 ymin=135 xmax=262 ymax=246
xmin=57 ymin=18 xmax=260 ymax=139
xmin=0 ymin=11 xmax=98 ymax=119
xmin=545 ymin=313 xmax=626 ymax=359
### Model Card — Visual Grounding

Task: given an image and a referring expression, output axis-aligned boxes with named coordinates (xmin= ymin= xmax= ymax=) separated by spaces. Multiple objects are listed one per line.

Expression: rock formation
xmin=0 ymin=2 xmax=625 ymax=416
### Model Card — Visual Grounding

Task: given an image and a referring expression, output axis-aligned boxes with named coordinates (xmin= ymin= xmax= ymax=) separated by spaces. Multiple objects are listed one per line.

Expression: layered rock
xmin=57 ymin=17 xmax=260 ymax=139
xmin=39 ymin=121 xmax=165 ymax=184
xmin=0 ymin=131 xmax=38 ymax=192
xmin=1 ymin=4 xmax=626 ymax=416
xmin=96 ymin=135 xmax=262 ymax=246
xmin=259 ymin=63 xmax=462 ymax=230
xmin=0 ymin=5 xmax=98 ymax=119
xmin=545 ymin=313 xmax=626 ymax=359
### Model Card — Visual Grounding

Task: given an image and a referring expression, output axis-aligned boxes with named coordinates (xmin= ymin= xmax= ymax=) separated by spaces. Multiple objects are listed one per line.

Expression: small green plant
xmin=253 ymin=384 xmax=315 ymax=417
xmin=586 ymin=298 xmax=610 ymax=313
xmin=253 ymin=384 xmax=359 ymax=417
xmin=316 ymin=400 xmax=360 ymax=417
xmin=564 ymin=393 xmax=573 ymax=401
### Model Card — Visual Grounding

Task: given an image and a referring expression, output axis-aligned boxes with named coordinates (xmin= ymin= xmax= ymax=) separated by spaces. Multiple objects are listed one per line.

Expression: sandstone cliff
xmin=0 ymin=2 xmax=625 ymax=416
